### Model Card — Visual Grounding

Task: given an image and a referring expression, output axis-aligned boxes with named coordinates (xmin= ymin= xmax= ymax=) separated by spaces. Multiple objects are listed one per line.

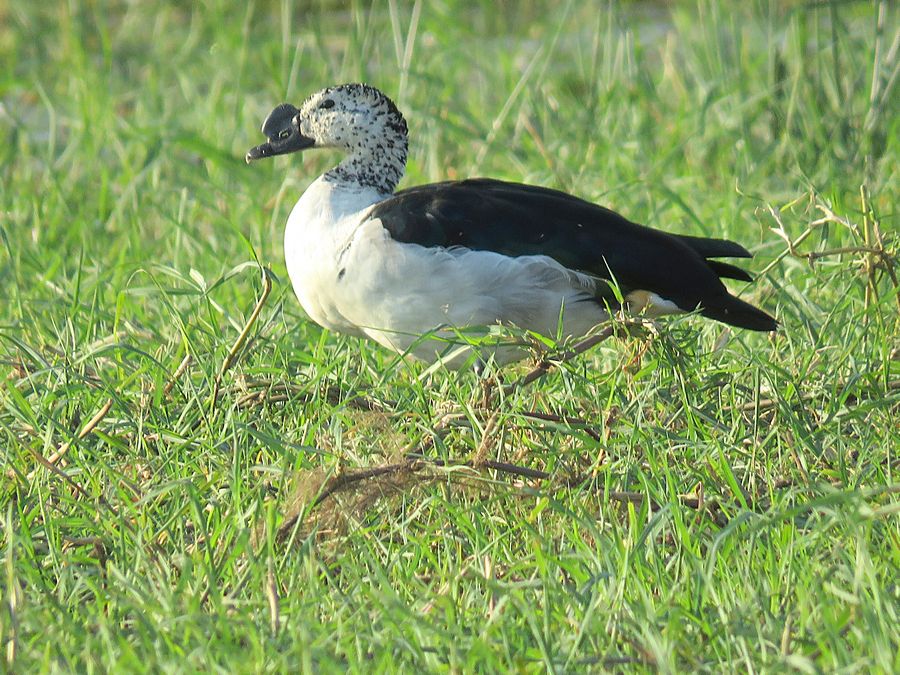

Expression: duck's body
xmin=283 ymin=176 xmax=605 ymax=363
xmin=248 ymin=84 xmax=775 ymax=367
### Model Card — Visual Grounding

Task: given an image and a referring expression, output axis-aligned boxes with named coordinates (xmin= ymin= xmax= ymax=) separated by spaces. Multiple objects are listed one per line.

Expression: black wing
xmin=368 ymin=178 xmax=776 ymax=331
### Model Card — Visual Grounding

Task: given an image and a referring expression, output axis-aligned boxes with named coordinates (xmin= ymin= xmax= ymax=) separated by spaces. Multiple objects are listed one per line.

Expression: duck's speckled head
xmin=294 ymin=83 xmax=407 ymax=151
xmin=247 ymin=83 xmax=409 ymax=194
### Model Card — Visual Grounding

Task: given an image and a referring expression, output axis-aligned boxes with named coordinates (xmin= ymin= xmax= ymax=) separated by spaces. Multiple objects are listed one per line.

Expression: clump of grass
xmin=1 ymin=0 xmax=898 ymax=671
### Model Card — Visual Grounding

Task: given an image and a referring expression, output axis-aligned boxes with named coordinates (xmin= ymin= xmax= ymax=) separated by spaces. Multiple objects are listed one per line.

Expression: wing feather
xmin=367 ymin=178 xmax=775 ymax=331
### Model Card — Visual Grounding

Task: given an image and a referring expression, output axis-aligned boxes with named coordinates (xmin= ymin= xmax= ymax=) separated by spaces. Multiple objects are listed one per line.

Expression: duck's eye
xmin=278 ymin=129 xmax=291 ymax=140
xmin=319 ymin=99 xmax=335 ymax=110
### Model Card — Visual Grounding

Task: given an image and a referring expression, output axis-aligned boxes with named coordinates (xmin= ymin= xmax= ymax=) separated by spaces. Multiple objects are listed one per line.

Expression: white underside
xmin=284 ymin=178 xmax=680 ymax=368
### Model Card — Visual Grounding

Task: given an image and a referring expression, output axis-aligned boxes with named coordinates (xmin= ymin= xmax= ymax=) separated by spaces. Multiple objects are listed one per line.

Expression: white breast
xmin=283 ymin=178 xmax=383 ymax=337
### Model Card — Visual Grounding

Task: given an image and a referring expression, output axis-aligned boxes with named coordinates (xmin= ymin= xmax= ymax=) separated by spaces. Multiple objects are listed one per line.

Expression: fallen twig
xmin=312 ymin=461 xmax=420 ymax=508
xmin=265 ymin=557 xmax=280 ymax=634
xmin=289 ymin=452 xmax=726 ymax=529
xmin=162 ymin=353 xmax=192 ymax=397
xmin=503 ymin=325 xmax=616 ymax=393
xmin=14 ymin=398 xmax=114 ymax=482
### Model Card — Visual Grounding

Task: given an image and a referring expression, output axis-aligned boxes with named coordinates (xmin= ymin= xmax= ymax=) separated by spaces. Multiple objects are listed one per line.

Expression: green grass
xmin=1 ymin=0 xmax=898 ymax=671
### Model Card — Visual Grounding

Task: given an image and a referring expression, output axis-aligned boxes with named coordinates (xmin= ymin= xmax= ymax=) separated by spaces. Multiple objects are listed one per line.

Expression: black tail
xmin=700 ymin=294 xmax=777 ymax=331
xmin=674 ymin=234 xmax=752 ymax=259
xmin=706 ymin=260 xmax=753 ymax=282
xmin=672 ymin=234 xmax=774 ymax=330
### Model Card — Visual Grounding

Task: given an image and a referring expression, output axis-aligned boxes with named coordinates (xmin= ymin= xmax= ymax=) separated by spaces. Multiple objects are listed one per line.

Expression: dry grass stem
xmin=210 ymin=268 xmax=274 ymax=407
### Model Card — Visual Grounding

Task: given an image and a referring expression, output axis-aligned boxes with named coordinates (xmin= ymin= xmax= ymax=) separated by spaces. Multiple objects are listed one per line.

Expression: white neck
xmin=293 ymin=176 xmax=383 ymax=225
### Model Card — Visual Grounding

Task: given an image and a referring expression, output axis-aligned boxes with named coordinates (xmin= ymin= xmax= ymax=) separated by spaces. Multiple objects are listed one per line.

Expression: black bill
xmin=246 ymin=103 xmax=314 ymax=163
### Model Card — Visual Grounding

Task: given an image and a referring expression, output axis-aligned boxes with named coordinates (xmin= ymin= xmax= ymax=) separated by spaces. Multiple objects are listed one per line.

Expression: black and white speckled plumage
xmin=248 ymin=83 xmax=776 ymax=366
